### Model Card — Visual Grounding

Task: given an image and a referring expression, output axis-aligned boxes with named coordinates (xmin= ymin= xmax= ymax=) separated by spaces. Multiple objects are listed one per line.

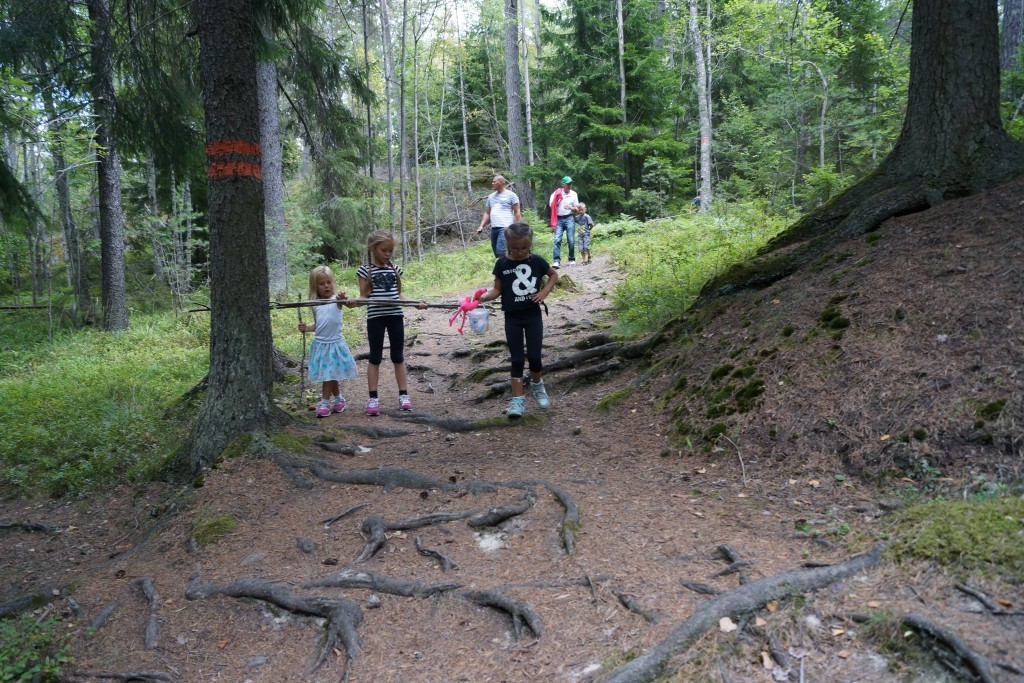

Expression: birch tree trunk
xmin=398 ymin=0 xmax=410 ymax=260
xmin=616 ymin=0 xmax=629 ymax=192
xmin=362 ymin=0 xmax=374 ymax=180
xmin=504 ymin=0 xmax=533 ymax=207
xmin=1002 ymin=0 xmax=1023 ymax=71
xmin=456 ymin=7 xmax=472 ymax=197
xmin=257 ymin=54 xmax=290 ymax=296
xmin=43 ymin=90 xmax=91 ymax=321
xmin=88 ymin=0 xmax=129 ymax=330
xmin=688 ymin=0 xmax=712 ymax=212
xmin=520 ymin=0 xmax=535 ymax=176
xmin=380 ymin=0 xmax=397 ymax=230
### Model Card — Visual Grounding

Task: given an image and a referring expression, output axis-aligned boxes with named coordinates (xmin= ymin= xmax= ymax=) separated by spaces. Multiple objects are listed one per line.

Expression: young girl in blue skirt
xmin=299 ymin=265 xmax=358 ymax=417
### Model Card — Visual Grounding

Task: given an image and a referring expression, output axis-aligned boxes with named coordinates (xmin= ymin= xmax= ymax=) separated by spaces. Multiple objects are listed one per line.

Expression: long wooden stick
xmin=296 ymin=296 xmax=306 ymax=399
xmin=187 ymin=298 xmax=471 ymax=313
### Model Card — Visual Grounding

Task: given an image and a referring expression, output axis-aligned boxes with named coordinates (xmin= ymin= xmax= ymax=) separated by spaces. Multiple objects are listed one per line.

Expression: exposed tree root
xmin=903 ymin=613 xmax=998 ymax=683
xmin=0 ymin=520 xmax=61 ymax=533
xmin=89 ymin=600 xmax=123 ymax=631
xmin=0 ymin=585 xmax=64 ymax=618
xmin=320 ymin=502 xmax=374 ymax=526
xmin=315 ymin=442 xmax=358 ymax=456
xmin=414 ymin=535 xmax=459 ymax=571
xmin=679 ymin=580 xmax=721 ymax=596
xmin=334 ymin=425 xmax=413 ymax=439
xmin=468 ymin=494 xmax=534 ymax=528
xmin=186 ymin=577 xmax=363 ymax=680
xmin=613 ymin=591 xmax=661 ymax=624
xmin=390 ymin=412 xmax=523 ymax=433
xmin=846 ymin=611 xmax=998 ymax=683
xmin=132 ymin=577 xmax=160 ymax=649
xmin=301 ymin=569 xmax=461 ymax=597
xmin=557 ymin=359 xmax=624 ymax=388
xmin=69 ymin=672 xmax=173 ymax=682
xmin=355 ymin=517 xmax=388 ymax=563
xmin=596 ymin=544 xmax=884 ymax=683
xmin=456 ymin=588 xmax=543 ymax=639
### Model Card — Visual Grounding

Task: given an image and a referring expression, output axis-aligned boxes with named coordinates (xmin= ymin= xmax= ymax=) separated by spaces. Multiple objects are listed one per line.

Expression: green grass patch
xmin=886 ymin=496 xmax=1024 ymax=576
xmin=605 ymin=211 xmax=787 ymax=337
xmin=0 ymin=314 xmax=209 ymax=495
xmin=596 ymin=384 xmax=638 ymax=412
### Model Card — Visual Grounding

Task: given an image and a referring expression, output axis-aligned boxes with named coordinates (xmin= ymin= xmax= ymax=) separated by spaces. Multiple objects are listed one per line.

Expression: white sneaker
xmin=553 ymin=261 xmax=561 ymax=269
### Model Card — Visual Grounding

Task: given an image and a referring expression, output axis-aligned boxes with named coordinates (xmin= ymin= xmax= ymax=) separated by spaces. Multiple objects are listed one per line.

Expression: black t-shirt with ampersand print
xmin=492 ymin=254 xmax=551 ymax=312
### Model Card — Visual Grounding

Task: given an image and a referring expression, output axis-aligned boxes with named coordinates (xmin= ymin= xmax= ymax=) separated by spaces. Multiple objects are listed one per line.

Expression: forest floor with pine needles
xmin=2 ymin=178 xmax=1023 ymax=682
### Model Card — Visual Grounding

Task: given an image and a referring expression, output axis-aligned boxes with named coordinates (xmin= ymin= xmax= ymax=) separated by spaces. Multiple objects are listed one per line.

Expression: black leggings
xmin=367 ymin=315 xmax=405 ymax=365
xmin=504 ymin=308 xmax=544 ymax=379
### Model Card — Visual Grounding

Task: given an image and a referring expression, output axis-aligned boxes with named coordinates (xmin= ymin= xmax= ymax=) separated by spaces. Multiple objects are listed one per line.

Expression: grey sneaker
xmin=530 ymin=380 xmax=550 ymax=410
xmin=506 ymin=396 xmax=526 ymax=419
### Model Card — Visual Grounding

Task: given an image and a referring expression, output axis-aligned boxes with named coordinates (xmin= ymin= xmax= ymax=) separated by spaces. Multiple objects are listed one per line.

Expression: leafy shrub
xmin=0 ymin=614 xmax=72 ymax=682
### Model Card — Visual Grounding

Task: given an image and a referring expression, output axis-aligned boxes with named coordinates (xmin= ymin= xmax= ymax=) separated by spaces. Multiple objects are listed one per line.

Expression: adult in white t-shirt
xmin=476 ymin=175 xmax=522 ymax=257
xmin=548 ymin=175 xmax=579 ymax=267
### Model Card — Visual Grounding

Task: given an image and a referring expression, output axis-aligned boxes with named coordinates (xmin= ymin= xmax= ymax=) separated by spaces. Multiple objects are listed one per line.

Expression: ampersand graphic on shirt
xmin=511 ymin=263 xmax=537 ymax=297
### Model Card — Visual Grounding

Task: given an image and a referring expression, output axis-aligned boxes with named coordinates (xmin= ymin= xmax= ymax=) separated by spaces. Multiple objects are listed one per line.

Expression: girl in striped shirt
xmin=354 ymin=231 xmax=425 ymax=415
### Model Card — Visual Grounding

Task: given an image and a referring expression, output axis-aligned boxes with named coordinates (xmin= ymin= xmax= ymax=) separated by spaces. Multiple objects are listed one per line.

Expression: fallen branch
xmin=597 ymin=544 xmax=884 ymax=683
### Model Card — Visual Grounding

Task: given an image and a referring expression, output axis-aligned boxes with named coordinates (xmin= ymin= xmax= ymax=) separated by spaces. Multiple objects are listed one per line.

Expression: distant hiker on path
xmin=548 ymin=176 xmax=580 ymax=268
xmin=476 ymin=175 xmax=522 ymax=258
xmin=575 ymin=203 xmax=595 ymax=265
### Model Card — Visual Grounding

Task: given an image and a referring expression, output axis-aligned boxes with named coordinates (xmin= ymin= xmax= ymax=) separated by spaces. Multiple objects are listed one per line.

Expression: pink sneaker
xmin=331 ymin=396 xmax=347 ymax=413
xmin=398 ymin=394 xmax=413 ymax=411
xmin=365 ymin=397 xmax=381 ymax=416
xmin=315 ymin=400 xmax=331 ymax=418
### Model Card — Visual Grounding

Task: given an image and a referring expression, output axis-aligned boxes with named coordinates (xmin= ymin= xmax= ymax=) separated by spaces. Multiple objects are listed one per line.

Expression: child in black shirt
xmin=476 ymin=222 xmax=559 ymax=418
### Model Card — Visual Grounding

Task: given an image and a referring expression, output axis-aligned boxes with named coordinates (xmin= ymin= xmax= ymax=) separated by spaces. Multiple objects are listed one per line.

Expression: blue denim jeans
xmin=489 ymin=225 xmax=508 ymax=257
xmin=553 ymin=214 xmax=576 ymax=262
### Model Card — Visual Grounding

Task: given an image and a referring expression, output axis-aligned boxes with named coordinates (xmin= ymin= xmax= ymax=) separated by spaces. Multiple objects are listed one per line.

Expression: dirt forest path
xmin=2 ymin=241 xmax=1017 ymax=683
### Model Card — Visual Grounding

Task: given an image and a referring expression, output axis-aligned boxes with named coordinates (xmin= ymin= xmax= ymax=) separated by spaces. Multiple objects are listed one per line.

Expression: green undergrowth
xmin=605 ymin=209 xmax=789 ymax=337
xmin=0 ymin=612 xmax=73 ymax=682
xmin=885 ymin=496 xmax=1024 ymax=577
xmin=0 ymin=209 xmax=783 ymax=498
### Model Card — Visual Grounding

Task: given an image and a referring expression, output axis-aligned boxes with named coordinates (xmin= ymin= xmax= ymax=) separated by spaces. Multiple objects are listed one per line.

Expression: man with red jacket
xmin=548 ymin=175 xmax=579 ymax=268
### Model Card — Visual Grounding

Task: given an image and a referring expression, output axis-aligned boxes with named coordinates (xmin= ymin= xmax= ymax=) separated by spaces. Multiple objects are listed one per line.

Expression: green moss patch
xmin=887 ymin=497 xmax=1024 ymax=576
xmin=709 ymin=364 xmax=735 ymax=381
xmin=191 ymin=513 xmax=238 ymax=546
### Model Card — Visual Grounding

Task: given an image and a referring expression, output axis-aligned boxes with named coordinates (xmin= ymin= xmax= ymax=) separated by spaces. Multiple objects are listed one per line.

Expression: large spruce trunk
xmin=701 ymin=0 xmax=1024 ymax=301
xmin=172 ymin=0 xmax=286 ymax=479
xmin=88 ymin=0 xmax=128 ymax=331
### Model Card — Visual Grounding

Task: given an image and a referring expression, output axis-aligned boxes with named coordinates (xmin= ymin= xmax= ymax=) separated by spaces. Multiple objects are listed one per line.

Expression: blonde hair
xmin=308 ymin=265 xmax=335 ymax=299
xmin=366 ymin=230 xmax=396 ymax=265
